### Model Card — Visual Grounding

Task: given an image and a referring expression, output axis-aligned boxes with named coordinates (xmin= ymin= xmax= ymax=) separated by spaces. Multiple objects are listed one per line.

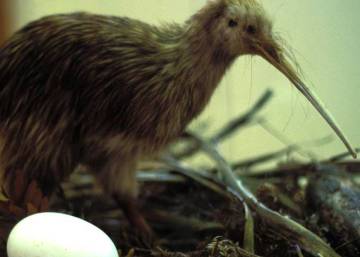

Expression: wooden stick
xmin=175 ymin=89 xmax=273 ymax=159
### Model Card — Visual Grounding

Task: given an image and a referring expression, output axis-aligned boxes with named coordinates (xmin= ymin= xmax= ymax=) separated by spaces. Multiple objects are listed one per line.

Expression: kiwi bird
xmin=0 ymin=0 xmax=356 ymax=233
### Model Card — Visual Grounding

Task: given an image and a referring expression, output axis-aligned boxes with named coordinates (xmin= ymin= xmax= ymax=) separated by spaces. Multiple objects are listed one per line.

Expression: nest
xmin=1 ymin=89 xmax=359 ymax=257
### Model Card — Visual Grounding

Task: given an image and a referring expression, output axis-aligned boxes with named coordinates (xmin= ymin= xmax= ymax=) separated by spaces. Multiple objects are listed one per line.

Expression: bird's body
xmin=0 ymin=11 xmax=234 ymax=195
xmin=0 ymin=0 xmax=354 ymax=234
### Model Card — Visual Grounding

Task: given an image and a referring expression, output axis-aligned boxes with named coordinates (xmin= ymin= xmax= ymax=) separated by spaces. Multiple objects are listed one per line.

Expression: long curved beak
xmin=255 ymin=40 xmax=357 ymax=158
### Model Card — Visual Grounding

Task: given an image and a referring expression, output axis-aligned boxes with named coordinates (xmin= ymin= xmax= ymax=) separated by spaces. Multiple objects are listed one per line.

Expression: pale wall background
xmin=9 ymin=0 xmax=360 ymax=165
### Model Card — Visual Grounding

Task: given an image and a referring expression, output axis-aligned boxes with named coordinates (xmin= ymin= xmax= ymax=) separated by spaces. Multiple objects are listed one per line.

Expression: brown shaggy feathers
xmin=0 ymin=0 xmax=263 ymax=203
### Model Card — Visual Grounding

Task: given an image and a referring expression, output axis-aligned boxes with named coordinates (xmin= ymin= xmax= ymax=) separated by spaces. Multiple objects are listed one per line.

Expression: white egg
xmin=7 ymin=212 xmax=119 ymax=257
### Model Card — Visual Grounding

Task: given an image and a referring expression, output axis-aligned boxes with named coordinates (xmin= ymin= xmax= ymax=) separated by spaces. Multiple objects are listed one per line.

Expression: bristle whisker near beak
xmin=253 ymin=40 xmax=357 ymax=159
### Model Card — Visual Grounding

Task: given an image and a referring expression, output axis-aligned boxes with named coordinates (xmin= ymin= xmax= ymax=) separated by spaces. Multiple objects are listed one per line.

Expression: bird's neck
xmin=161 ymin=23 xmax=235 ymax=120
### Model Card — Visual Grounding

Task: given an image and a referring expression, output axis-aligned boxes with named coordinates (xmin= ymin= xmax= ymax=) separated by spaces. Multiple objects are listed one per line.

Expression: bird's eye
xmin=246 ymin=25 xmax=257 ymax=34
xmin=228 ymin=19 xmax=238 ymax=28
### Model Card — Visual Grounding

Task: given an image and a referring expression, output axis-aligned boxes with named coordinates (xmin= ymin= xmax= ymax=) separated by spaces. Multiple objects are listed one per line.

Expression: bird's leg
xmin=90 ymin=150 xmax=154 ymax=240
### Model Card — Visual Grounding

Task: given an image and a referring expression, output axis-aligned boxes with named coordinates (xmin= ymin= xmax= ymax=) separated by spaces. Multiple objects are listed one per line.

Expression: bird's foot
xmin=115 ymin=196 xmax=155 ymax=246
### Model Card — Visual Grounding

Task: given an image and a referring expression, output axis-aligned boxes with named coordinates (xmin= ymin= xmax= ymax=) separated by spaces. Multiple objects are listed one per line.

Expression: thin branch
xmin=211 ymin=89 xmax=273 ymax=144
xmin=295 ymin=245 xmax=305 ymax=257
xmin=161 ymin=155 xmax=232 ymax=199
xmin=233 ymin=134 xmax=334 ymax=172
xmin=232 ymin=146 xmax=296 ymax=171
xmin=243 ymin=204 xmax=255 ymax=254
xmin=137 ymin=170 xmax=186 ymax=183
xmin=237 ymin=159 xmax=360 ymax=179
xmin=327 ymin=148 xmax=360 ymax=162
xmin=174 ymin=89 xmax=273 ymax=159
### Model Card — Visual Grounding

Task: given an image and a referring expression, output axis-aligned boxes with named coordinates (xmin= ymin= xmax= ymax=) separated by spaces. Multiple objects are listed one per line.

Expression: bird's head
xmin=191 ymin=0 xmax=356 ymax=157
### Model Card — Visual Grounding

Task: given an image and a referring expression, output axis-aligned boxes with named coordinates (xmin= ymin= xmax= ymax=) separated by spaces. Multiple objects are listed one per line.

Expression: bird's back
xmin=0 ymin=13 xmax=152 ymax=126
xmin=0 ymin=12 xmax=167 ymax=190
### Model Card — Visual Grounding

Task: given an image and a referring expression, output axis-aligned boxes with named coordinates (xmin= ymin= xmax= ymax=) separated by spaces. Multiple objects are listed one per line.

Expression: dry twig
xmin=175 ymin=89 xmax=273 ymax=159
